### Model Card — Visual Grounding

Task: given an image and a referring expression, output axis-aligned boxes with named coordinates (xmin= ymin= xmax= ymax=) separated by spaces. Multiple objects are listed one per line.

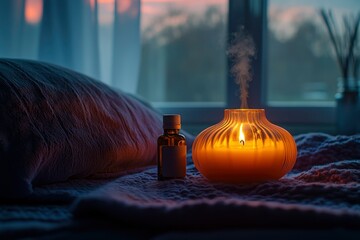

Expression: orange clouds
xmin=117 ymin=0 xmax=131 ymax=13
xmin=25 ymin=0 xmax=42 ymax=25
xmin=269 ymin=6 xmax=317 ymax=40
xmin=116 ymin=0 xmax=139 ymax=16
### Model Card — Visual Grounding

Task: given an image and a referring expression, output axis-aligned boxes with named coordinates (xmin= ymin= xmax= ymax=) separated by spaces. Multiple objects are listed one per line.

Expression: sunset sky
xmin=25 ymin=0 xmax=42 ymax=24
xmin=269 ymin=0 xmax=360 ymax=40
xmin=24 ymin=0 xmax=360 ymax=38
xmin=24 ymin=0 xmax=226 ymax=24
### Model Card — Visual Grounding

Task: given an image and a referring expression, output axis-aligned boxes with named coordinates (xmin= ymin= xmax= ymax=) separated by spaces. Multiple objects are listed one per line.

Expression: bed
xmin=0 ymin=59 xmax=359 ymax=239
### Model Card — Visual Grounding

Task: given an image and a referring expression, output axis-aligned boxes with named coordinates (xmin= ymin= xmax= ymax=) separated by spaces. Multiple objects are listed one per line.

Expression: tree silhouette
xmin=138 ymin=6 xmax=227 ymax=102
xmin=139 ymin=6 xmax=340 ymax=103
xmin=268 ymin=19 xmax=340 ymax=102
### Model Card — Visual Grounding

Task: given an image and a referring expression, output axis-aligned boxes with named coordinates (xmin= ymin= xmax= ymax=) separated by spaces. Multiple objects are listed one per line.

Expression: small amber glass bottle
xmin=157 ymin=114 xmax=187 ymax=180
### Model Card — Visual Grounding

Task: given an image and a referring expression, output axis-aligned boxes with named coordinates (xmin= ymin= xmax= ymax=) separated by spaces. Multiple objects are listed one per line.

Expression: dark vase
xmin=335 ymin=78 xmax=359 ymax=135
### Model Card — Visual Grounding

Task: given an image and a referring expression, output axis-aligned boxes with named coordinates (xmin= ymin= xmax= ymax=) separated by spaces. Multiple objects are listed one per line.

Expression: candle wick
xmin=239 ymin=140 xmax=245 ymax=146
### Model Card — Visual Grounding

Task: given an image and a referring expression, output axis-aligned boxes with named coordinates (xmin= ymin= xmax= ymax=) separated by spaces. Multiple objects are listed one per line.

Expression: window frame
xmin=157 ymin=0 xmax=335 ymax=128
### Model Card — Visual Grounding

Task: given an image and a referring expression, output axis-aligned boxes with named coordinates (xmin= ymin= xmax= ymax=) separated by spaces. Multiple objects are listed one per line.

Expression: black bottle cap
xmin=163 ymin=114 xmax=181 ymax=129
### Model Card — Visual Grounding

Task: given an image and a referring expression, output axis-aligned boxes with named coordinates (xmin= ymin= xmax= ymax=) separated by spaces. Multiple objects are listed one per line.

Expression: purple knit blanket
xmin=73 ymin=133 xmax=360 ymax=228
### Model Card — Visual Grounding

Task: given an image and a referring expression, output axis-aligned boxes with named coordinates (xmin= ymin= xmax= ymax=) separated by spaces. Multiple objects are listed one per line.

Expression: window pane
xmin=138 ymin=0 xmax=228 ymax=105
xmin=267 ymin=0 xmax=359 ymax=106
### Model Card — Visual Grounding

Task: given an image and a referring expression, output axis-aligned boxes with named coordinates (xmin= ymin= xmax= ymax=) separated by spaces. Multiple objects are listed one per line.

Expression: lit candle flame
xmin=239 ymin=123 xmax=245 ymax=145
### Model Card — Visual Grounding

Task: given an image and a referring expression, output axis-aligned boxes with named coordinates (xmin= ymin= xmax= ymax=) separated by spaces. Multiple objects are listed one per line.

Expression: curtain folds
xmin=0 ymin=0 xmax=26 ymax=58
xmin=0 ymin=0 xmax=141 ymax=94
xmin=112 ymin=0 xmax=141 ymax=94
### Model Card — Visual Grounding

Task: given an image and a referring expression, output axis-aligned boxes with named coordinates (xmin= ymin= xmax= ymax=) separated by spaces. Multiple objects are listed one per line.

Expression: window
xmin=138 ymin=0 xmax=228 ymax=107
xmin=57 ymin=0 xmax=360 ymax=132
xmin=263 ymin=0 xmax=360 ymax=127
xmin=267 ymin=0 xmax=358 ymax=107
xmin=2 ymin=0 xmax=358 ymax=132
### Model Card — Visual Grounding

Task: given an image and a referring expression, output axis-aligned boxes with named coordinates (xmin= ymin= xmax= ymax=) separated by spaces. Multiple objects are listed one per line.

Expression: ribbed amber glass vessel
xmin=192 ymin=109 xmax=297 ymax=183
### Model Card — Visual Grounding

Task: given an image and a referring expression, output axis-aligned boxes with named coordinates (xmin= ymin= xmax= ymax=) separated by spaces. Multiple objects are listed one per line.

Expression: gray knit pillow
xmin=0 ymin=59 xmax=164 ymax=198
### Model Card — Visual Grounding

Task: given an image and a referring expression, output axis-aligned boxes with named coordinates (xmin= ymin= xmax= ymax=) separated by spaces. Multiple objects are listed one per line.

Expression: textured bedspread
xmin=1 ymin=133 xmax=359 ymax=238
xmin=73 ymin=133 xmax=360 ymax=228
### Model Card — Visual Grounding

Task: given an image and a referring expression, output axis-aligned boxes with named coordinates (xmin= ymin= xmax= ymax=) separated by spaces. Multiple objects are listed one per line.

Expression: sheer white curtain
xmin=0 ymin=0 xmax=141 ymax=94
xmin=112 ymin=0 xmax=141 ymax=94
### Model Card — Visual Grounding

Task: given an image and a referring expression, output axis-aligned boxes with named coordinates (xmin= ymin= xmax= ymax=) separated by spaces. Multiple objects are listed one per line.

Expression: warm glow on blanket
xmin=192 ymin=109 xmax=297 ymax=183
xmin=25 ymin=0 xmax=42 ymax=25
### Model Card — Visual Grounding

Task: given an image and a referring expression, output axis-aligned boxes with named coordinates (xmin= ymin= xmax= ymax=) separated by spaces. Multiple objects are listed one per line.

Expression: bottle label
xmin=161 ymin=145 xmax=187 ymax=178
